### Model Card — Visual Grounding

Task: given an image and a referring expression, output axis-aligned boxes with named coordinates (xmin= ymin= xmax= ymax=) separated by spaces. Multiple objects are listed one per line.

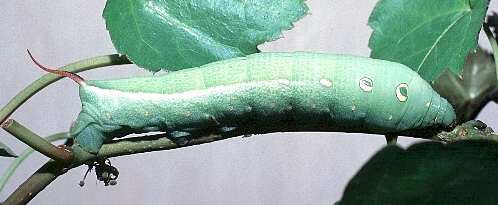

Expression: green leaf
xmin=368 ymin=0 xmax=489 ymax=81
xmin=339 ymin=140 xmax=498 ymax=205
xmin=0 ymin=141 xmax=17 ymax=157
xmin=103 ymin=0 xmax=309 ymax=72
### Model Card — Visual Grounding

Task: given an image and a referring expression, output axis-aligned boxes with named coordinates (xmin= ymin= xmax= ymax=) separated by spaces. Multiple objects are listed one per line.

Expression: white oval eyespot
xmin=319 ymin=79 xmax=333 ymax=87
xmin=277 ymin=79 xmax=290 ymax=85
xmin=396 ymin=83 xmax=409 ymax=102
xmin=359 ymin=77 xmax=373 ymax=92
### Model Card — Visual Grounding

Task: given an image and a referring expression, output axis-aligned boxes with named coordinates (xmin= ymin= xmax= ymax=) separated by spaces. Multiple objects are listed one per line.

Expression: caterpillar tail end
xmin=438 ymin=99 xmax=457 ymax=131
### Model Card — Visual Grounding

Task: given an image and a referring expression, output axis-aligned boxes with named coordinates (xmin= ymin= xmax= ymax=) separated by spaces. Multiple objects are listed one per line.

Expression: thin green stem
xmin=384 ymin=135 xmax=398 ymax=145
xmin=482 ymin=24 xmax=498 ymax=82
xmin=1 ymin=159 xmax=71 ymax=205
xmin=0 ymin=132 xmax=70 ymax=193
xmin=1 ymin=119 xmax=73 ymax=162
xmin=0 ymin=54 xmax=131 ymax=123
xmin=6 ymin=119 xmax=498 ymax=204
xmin=3 ymin=131 xmax=233 ymax=204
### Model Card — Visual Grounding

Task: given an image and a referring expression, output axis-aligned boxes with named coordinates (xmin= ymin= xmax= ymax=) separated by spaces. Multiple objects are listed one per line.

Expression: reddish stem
xmin=27 ymin=49 xmax=86 ymax=85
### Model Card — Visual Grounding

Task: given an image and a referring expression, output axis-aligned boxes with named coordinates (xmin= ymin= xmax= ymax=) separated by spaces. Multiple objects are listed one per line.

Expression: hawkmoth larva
xmin=29 ymin=51 xmax=456 ymax=153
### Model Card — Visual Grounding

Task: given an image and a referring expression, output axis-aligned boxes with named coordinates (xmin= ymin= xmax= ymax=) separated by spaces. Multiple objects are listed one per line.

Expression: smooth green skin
xmin=71 ymin=52 xmax=456 ymax=153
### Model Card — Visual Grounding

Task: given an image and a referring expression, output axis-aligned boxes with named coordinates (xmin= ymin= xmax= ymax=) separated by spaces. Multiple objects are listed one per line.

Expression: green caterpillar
xmin=30 ymin=51 xmax=456 ymax=153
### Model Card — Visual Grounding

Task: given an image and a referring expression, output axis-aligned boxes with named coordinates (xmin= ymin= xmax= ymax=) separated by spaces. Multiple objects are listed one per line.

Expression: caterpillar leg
xmin=167 ymin=131 xmax=190 ymax=146
xmin=75 ymin=126 xmax=107 ymax=153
